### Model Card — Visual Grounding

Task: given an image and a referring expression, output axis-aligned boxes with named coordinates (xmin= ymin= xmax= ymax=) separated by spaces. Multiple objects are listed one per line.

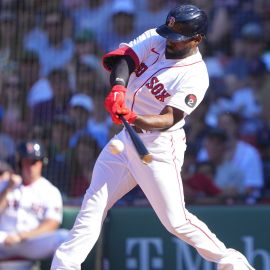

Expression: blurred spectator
xmin=225 ymin=22 xmax=265 ymax=83
xmin=258 ymin=68 xmax=270 ymax=125
xmin=0 ymin=72 xmax=29 ymax=142
xmin=68 ymin=135 xmax=100 ymax=201
xmin=231 ymin=0 xmax=262 ymax=40
xmin=206 ymin=59 xmax=268 ymax=136
xmin=255 ymin=0 xmax=270 ymax=52
xmin=191 ymin=0 xmax=233 ymax=55
xmin=68 ymin=93 xmax=108 ymax=149
xmin=18 ymin=50 xmax=53 ymax=108
xmin=0 ymin=9 xmax=18 ymax=92
xmin=67 ymin=30 xmax=107 ymax=91
xmin=185 ymin=97 xmax=211 ymax=151
xmin=203 ymin=128 xmax=246 ymax=202
xmin=206 ymin=58 xmax=267 ymax=138
xmin=136 ymin=0 xmax=172 ymax=33
xmin=76 ymin=55 xmax=108 ymax=126
xmin=189 ymin=128 xmax=247 ymax=204
xmin=74 ymin=29 xmax=104 ymax=58
xmin=256 ymin=125 xmax=270 ymax=200
xmin=30 ymin=68 xmax=72 ymax=127
xmin=198 ymin=112 xmax=264 ymax=204
xmin=24 ymin=7 xmax=74 ymax=76
xmin=62 ymin=0 xmax=86 ymax=9
xmin=98 ymin=0 xmax=138 ymax=52
xmin=0 ymin=140 xmax=68 ymax=267
xmin=75 ymin=55 xmax=106 ymax=96
xmin=43 ymin=115 xmax=75 ymax=198
xmin=65 ymin=0 xmax=111 ymax=37
xmin=182 ymin=145 xmax=223 ymax=205
xmin=16 ymin=0 xmax=40 ymax=49
xmin=230 ymin=59 xmax=267 ymax=139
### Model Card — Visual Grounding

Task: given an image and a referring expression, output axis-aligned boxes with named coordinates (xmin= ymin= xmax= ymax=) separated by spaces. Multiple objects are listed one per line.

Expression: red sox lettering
xmin=135 ymin=63 xmax=148 ymax=77
xmin=145 ymin=76 xmax=171 ymax=102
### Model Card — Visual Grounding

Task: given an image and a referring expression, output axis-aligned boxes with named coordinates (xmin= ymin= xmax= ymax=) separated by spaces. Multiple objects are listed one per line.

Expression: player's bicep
xmin=168 ymin=64 xmax=209 ymax=114
xmin=168 ymin=80 xmax=208 ymax=115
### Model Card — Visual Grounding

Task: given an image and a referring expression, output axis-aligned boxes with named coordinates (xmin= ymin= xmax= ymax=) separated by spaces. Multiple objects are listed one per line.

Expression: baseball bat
xmin=119 ymin=115 xmax=152 ymax=164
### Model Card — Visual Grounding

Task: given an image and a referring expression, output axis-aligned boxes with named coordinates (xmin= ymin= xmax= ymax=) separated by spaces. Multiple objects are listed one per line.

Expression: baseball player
xmin=0 ymin=140 xmax=69 ymax=263
xmin=51 ymin=5 xmax=255 ymax=270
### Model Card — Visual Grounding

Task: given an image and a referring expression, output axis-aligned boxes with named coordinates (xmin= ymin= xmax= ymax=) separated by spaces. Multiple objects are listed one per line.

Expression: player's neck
xmin=22 ymin=176 xmax=40 ymax=185
xmin=165 ymin=47 xmax=197 ymax=60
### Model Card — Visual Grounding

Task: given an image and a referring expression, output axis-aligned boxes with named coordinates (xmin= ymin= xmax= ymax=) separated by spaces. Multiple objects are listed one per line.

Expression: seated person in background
xmin=204 ymin=128 xmax=245 ymax=200
xmin=0 ymin=140 xmax=68 ymax=262
xmin=44 ymin=114 xmax=75 ymax=197
xmin=217 ymin=112 xmax=264 ymax=204
xmin=182 ymin=146 xmax=223 ymax=205
xmin=68 ymin=135 xmax=100 ymax=202
xmin=198 ymin=123 xmax=262 ymax=204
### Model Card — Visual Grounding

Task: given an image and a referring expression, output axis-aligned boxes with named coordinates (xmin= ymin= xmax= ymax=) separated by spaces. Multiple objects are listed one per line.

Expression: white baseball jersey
xmin=0 ymin=177 xmax=63 ymax=232
xmin=123 ymin=28 xmax=209 ymax=131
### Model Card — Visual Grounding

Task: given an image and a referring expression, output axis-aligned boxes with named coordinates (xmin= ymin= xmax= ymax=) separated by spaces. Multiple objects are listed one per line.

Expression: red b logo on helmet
xmin=168 ymin=16 xmax=175 ymax=28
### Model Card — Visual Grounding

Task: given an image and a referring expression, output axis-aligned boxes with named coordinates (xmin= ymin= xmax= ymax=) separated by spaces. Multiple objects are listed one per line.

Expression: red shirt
xmin=184 ymin=173 xmax=221 ymax=196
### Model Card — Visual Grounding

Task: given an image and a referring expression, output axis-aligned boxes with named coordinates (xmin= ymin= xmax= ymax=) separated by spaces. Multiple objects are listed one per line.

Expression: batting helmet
xmin=156 ymin=4 xmax=208 ymax=41
xmin=17 ymin=140 xmax=46 ymax=161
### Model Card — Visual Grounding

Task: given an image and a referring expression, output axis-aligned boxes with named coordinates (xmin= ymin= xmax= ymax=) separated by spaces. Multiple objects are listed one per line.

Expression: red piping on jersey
xmin=131 ymin=60 xmax=203 ymax=111
xmin=150 ymin=48 xmax=160 ymax=66
xmin=102 ymin=46 xmax=140 ymax=71
xmin=170 ymin=135 xmax=221 ymax=249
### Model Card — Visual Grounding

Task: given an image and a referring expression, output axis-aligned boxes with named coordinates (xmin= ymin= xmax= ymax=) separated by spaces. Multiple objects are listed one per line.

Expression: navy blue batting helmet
xmin=156 ymin=4 xmax=208 ymax=41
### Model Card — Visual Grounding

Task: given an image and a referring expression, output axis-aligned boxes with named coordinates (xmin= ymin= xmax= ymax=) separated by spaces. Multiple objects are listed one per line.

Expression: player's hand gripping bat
xmin=119 ymin=115 xmax=152 ymax=164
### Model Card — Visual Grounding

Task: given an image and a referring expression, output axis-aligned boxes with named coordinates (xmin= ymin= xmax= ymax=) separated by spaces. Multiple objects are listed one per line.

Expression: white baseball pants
xmin=51 ymin=128 xmax=255 ymax=270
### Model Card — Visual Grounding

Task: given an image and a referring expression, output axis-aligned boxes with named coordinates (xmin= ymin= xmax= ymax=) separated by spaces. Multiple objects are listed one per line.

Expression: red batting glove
xmin=110 ymin=107 xmax=137 ymax=125
xmin=123 ymin=109 xmax=137 ymax=124
xmin=104 ymin=85 xmax=127 ymax=114
xmin=110 ymin=113 xmax=122 ymax=125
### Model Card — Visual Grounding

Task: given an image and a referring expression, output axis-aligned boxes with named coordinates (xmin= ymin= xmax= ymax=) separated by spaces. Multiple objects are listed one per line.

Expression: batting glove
xmin=110 ymin=107 xmax=137 ymax=125
xmin=104 ymin=85 xmax=127 ymax=114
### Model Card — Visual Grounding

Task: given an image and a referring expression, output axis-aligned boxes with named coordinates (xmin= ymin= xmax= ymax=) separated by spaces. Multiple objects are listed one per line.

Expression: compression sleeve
xmin=109 ymin=56 xmax=135 ymax=87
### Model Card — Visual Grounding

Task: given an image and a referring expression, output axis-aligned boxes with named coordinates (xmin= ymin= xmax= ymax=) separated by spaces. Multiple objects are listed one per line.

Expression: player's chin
xmin=165 ymin=46 xmax=175 ymax=54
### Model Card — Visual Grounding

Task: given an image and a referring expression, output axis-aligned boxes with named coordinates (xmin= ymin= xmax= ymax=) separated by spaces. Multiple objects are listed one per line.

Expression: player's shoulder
xmin=37 ymin=177 xmax=62 ymax=195
xmin=138 ymin=28 xmax=165 ymax=44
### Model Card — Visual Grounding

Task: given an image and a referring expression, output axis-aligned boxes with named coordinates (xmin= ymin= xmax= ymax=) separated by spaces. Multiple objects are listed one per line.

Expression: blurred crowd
xmin=0 ymin=0 xmax=270 ymax=206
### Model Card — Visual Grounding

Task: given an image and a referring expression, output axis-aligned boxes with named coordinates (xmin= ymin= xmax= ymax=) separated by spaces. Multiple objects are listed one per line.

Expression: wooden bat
xmin=119 ymin=115 xmax=152 ymax=164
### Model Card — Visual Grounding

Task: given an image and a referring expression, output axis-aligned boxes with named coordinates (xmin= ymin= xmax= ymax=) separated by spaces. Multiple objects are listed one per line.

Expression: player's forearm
xmin=18 ymin=219 xmax=60 ymax=241
xmin=110 ymin=56 xmax=135 ymax=87
xmin=134 ymin=114 xmax=175 ymax=130
xmin=134 ymin=106 xmax=185 ymax=131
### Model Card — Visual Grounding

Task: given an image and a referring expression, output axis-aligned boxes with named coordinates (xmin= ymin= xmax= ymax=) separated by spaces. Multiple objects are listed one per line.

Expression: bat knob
xmin=142 ymin=154 xmax=153 ymax=164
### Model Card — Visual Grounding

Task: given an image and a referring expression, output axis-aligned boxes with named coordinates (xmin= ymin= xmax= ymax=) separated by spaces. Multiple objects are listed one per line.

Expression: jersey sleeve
xmin=120 ymin=29 xmax=155 ymax=65
xmin=102 ymin=29 xmax=156 ymax=72
xmin=43 ymin=187 xmax=63 ymax=223
xmin=167 ymin=63 xmax=209 ymax=115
